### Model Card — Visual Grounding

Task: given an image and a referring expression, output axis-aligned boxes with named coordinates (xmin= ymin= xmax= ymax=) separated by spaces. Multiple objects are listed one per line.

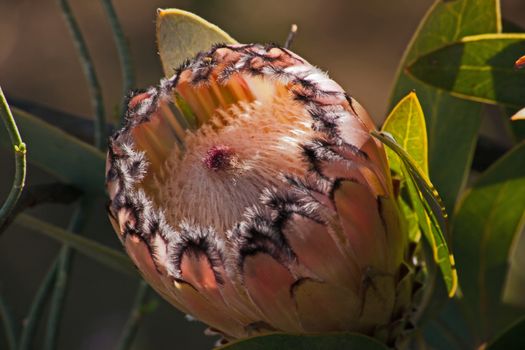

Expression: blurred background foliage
xmin=1 ymin=0 xmax=525 ymax=349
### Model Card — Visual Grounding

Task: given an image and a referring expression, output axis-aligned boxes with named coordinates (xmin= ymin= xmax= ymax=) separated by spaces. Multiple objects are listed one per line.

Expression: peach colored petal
xmin=243 ymin=253 xmax=303 ymax=332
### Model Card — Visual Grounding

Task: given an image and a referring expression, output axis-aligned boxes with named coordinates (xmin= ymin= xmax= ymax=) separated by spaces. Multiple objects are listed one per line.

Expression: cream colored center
xmin=155 ymin=94 xmax=316 ymax=234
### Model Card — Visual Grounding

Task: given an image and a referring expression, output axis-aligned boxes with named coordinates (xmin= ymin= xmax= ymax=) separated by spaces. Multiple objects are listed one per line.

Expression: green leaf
xmin=156 ymin=8 xmax=237 ymax=77
xmin=219 ymin=333 xmax=388 ymax=350
xmin=452 ymin=141 xmax=525 ymax=340
xmin=390 ymin=0 xmax=500 ymax=213
xmin=0 ymin=107 xmax=106 ymax=196
xmin=487 ymin=316 xmax=525 ymax=350
xmin=382 ymin=91 xmax=428 ymax=176
xmin=382 ymin=92 xmax=427 ymax=243
xmin=372 ymin=131 xmax=457 ymax=297
xmin=399 ymin=198 xmax=420 ymax=242
xmin=16 ymin=214 xmax=136 ymax=277
xmin=407 ymin=34 xmax=525 ymax=109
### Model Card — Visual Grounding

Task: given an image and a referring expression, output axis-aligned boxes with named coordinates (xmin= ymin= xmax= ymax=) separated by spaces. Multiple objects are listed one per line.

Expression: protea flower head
xmin=106 ymin=42 xmax=419 ymax=345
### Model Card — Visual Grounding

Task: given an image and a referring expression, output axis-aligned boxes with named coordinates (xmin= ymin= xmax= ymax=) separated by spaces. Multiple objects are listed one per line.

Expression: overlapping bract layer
xmin=106 ymin=44 xmax=416 ymax=343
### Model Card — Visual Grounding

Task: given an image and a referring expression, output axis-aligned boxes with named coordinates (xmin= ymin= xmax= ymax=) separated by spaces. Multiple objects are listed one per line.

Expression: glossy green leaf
xmin=382 ymin=91 xmax=428 ymax=176
xmin=407 ymin=34 xmax=525 ymax=109
xmin=382 ymin=92 xmax=427 ymax=243
xmin=16 ymin=214 xmax=136 ymax=277
xmin=487 ymin=316 xmax=525 ymax=350
xmin=0 ymin=107 xmax=106 ymax=196
xmin=390 ymin=0 xmax=500 ymax=213
xmin=220 ymin=333 xmax=388 ymax=350
xmin=372 ymin=131 xmax=457 ymax=297
xmin=452 ymin=141 xmax=525 ymax=340
xmin=156 ymin=8 xmax=237 ymax=77
xmin=399 ymin=197 xmax=420 ymax=242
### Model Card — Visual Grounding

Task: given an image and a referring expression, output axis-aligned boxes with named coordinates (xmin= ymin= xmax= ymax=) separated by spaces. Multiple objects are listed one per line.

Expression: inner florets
xmin=154 ymin=91 xmax=317 ymax=234
xmin=203 ymin=145 xmax=236 ymax=171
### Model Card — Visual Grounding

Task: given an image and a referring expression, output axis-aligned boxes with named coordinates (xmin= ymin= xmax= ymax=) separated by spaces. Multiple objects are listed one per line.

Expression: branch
xmin=100 ymin=0 xmax=135 ymax=124
xmin=44 ymin=202 xmax=90 ymax=350
xmin=18 ymin=259 xmax=59 ymax=350
xmin=116 ymin=281 xmax=153 ymax=350
xmin=0 ymin=88 xmax=27 ymax=230
xmin=57 ymin=0 xmax=107 ymax=149
xmin=0 ymin=291 xmax=17 ymax=350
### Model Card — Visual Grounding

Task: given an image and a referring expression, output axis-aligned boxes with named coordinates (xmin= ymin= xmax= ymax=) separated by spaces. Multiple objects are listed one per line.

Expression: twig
xmin=43 ymin=202 xmax=90 ymax=350
xmin=116 ymin=281 xmax=151 ymax=350
xmin=0 ymin=291 xmax=17 ymax=350
xmin=284 ymin=24 xmax=298 ymax=49
xmin=99 ymin=0 xmax=135 ymax=124
xmin=0 ymin=183 xmax=82 ymax=234
xmin=57 ymin=0 xmax=107 ymax=150
xmin=18 ymin=259 xmax=59 ymax=350
xmin=0 ymin=87 xmax=27 ymax=229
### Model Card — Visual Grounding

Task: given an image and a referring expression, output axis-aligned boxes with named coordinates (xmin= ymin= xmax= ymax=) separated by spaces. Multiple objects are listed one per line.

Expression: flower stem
xmin=99 ymin=0 xmax=135 ymax=124
xmin=116 ymin=281 xmax=151 ymax=350
xmin=0 ymin=87 xmax=27 ymax=229
xmin=0 ymin=291 xmax=18 ymax=350
xmin=57 ymin=0 xmax=107 ymax=150
xmin=43 ymin=201 xmax=90 ymax=350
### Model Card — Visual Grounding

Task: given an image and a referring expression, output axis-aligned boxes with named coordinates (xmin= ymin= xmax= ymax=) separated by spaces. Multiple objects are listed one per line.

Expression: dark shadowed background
xmin=1 ymin=0 xmax=524 ymax=349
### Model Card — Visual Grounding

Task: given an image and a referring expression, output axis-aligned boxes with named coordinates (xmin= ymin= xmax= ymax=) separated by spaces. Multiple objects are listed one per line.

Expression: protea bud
xmin=106 ymin=44 xmax=417 ymax=344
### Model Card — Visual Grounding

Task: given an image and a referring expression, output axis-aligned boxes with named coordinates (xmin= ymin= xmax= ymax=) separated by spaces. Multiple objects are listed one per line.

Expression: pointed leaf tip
xmin=382 ymin=91 xmax=428 ymax=176
xmin=156 ymin=8 xmax=237 ymax=77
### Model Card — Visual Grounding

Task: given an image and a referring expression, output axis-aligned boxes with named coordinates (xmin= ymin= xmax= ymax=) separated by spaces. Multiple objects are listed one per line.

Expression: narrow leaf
xmin=0 ymin=107 xmax=106 ymax=196
xmin=407 ymin=34 xmax=525 ymax=109
xmin=452 ymin=141 xmax=525 ymax=340
xmin=15 ymin=214 xmax=136 ymax=276
xmin=220 ymin=333 xmax=388 ymax=350
xmin=372 ymin=131 xmax=457 ymax=297
xmin=156 ymin=8 xmax=237 ymax=77
xmin=390 ymin=0 xmax=500 ymax=212
xmin=0 ymin=183 xmax=82 ymax=234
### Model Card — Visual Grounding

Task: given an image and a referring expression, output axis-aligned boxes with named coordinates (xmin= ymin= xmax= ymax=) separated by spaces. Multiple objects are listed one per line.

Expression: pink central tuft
xmin=202 ymin=145 xmax=235 ymax=171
